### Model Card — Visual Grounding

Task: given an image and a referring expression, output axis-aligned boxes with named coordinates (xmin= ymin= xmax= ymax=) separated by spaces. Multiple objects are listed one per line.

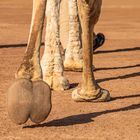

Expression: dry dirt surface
xmin=0 ymin=0 xmax=140 ymax=139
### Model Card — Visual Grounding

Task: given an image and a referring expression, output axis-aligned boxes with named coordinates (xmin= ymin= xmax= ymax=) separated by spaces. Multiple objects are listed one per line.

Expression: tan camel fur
xmin=7 ymin=0 xmax=110 ymax=125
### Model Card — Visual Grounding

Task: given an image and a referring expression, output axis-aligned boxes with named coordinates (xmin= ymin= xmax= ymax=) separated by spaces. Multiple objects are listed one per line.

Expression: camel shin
xmin=81 ymin=24 xmax=99 ymax=96
xmin=16 ymin=0 xmax=47 ymax=81
xmin=64 ymin=0 xmax=83 ymax=70
xmin=41 ymin=0 xmax=69 ymax=90
xmin=76 ymin=0 xmax=100 ymax=97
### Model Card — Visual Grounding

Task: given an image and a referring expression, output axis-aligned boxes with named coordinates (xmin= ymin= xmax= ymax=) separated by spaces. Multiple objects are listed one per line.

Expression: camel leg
xmin=64 ymin=0 xmax=99 ymax=71
xmin=7 ymin=0 xmax=51 ymax=124
xmin=64 ymin=0 xmax=83 ymax=71
xmin=41 ymin=0 xmax=70 ymax=90
xmin=72 ymin=0 xmax=111 ymax=102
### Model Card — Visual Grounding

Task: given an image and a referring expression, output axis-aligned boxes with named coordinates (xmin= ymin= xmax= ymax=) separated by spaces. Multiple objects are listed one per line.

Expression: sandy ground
xmin=0 ymin=0 xmax=140 ymax=139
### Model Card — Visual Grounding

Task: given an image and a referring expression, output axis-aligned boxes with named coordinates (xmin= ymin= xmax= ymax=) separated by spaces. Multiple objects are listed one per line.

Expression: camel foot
xmin=52 ymin=76 xmax=70 ymax=91
xmin=64 ymin=59 xmax=83 ymax=72
xmin=72 ymin=88 xmax=111 ymax=102
xmin=7 ymin=78 xmax=52 ymax=125
xmin=43 ymin=75 xmax=70 ymax=91
xmin=64 ymin=64 xmax=96 ymax=72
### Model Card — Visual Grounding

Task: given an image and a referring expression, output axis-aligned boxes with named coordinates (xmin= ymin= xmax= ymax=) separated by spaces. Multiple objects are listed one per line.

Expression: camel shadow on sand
xmin=97 ymin=71 xmax=140 ymax=83
xmin=94 ymin=46 xmax=140 ymax=54
xmin=95 ymin=64 xmax=140 ymax=72
xmin=69 ymin=64 xmax=140 ymax=89
xmin=69 ymin=68 xmax=140 ymax=87
xmin=93 ymin=46 xmax=140 ymax=83
xmin=23 ymin=93 xmax=140 ymax=129
xmin=0 ymin=43 xmax=45 ymax=48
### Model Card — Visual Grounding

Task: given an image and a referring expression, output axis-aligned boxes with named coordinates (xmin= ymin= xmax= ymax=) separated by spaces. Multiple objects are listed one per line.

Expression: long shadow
xmin=94 ymin=47 xmax=140 ymax=54
xmin=1 ymin=44 xmax=140 ymax=53
xmin=0 ymin=42 xmax=44 ymax=48
xmin=95 ymin=64 xmax=140 ymax=71
xmin=111 ymin=93 xmax=140 ymax=101
xmin=24 ymin=102 xmax=140 ymax=128
xmin=97 ymin=71 xmax=140 ymax=83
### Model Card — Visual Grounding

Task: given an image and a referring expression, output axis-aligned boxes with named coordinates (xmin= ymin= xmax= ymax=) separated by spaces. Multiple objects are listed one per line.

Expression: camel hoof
xmin=97 ymin=89 xmax=111 ymax=102
xmin=7 ymin=79 xmax=32 ymax=125
xmin=7 ymin=79 xmax=52 ymax=124
xmin=30 ymin=81 xmax=52 ymax=123
xmin=72 ymin=89 xmax=85 ymax=102
xmin=53 ymin=76 xmax=70 ymax=91
xmin=72 ymin=88 xmax=111 ymax=102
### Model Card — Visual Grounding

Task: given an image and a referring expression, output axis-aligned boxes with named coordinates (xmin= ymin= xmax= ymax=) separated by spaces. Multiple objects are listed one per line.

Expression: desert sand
xmin=0 ymin=0 xmax=140 ymax=139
